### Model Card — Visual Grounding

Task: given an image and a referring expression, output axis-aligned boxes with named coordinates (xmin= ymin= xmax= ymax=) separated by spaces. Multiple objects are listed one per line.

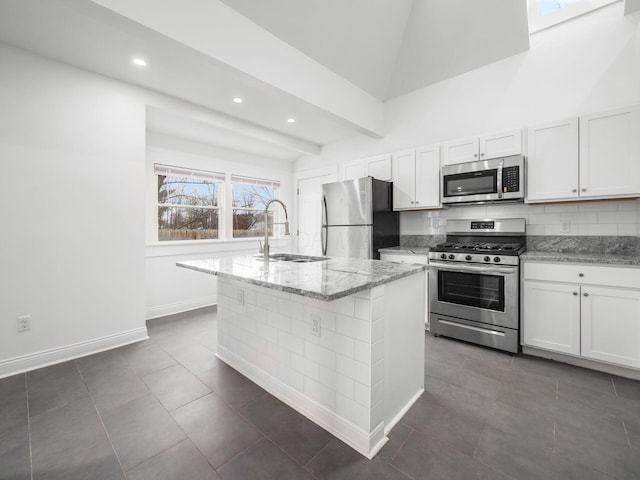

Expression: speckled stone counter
xmin=521 ymin=251 xmax=640 ymax=266
xmin=378 ymin=246 xmax=432 ymax=255
xmin=522 ymin=235 xmax=640 ymax=266
xmin=177 ymin=255 xmax=427 ymax=301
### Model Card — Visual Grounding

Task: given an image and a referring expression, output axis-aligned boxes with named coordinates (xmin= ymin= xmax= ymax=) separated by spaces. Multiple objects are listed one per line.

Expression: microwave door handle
xmin=496 ymin=165 xmax=503 ymax=199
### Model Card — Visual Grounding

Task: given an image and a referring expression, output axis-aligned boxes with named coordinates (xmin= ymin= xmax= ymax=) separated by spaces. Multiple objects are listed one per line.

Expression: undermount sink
xmin=255 ymin=253 xmax=329 ymax=263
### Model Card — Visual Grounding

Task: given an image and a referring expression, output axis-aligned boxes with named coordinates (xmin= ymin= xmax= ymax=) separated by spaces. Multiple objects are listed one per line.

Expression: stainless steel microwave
xmin=441 ymin=155 xmax=525 ymax=205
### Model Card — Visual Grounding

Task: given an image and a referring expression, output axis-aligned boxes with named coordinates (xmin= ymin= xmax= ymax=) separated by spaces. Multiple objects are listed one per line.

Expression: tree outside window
xmin=231 ymin=176 xmax=280 ymax=238
xmin=156 ymin=165 xmax=222 ymax=241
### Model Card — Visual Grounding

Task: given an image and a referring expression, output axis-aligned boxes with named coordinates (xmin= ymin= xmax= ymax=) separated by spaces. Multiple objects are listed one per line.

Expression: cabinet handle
xmin=581 ymin=188 xmax=587 ymax=192
xmin=480 ymin=153 xmax=485 ymax=157
xmin=572 ymin=189 xmax=577 ymax=193
xmin=578 ymin=273 xmax=584 ymax=277
xmin=474 ymin=153 xmax=478 ymax=157
xmin=415 ymin=201 xmax=419 ymax=204
xmin=572 ymin=292 xmax=578 ymax=296
xmin=583 ymin=292 xmax=589 ymax=297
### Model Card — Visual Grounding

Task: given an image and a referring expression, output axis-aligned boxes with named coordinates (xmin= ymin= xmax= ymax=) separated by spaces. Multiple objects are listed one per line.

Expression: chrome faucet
xmin=259 ymin=199 xmax=290 ymax=259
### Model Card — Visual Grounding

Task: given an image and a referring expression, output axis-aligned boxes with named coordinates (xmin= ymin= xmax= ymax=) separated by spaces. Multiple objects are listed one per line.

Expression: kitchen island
xmin=177 ymin=254 xmax=427 ymax=458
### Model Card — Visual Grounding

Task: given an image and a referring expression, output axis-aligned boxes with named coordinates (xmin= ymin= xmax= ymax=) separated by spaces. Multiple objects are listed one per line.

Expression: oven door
xmin=429 ymin=261 xmax=519 ymax=329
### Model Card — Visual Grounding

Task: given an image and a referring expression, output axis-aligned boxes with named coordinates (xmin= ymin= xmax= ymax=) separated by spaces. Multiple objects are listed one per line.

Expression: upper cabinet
xmin=527 ymin=104 xmax=640 ymax=203
xmin=392 ymin=145 xmax=441 ymax=210
xmin=341 ymin=154 xmax=392 ymax=181
xmin=442 ymin=129 xmax=523 ymax=166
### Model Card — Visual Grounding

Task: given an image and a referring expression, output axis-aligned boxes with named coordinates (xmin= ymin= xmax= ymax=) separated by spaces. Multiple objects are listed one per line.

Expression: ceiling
xmin=0 ymin=0 xmax=531 ymax=161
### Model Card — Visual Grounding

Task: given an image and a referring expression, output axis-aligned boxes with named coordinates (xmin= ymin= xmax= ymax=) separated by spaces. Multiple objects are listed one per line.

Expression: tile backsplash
xmin=400 ymin=199 xmax=640 ymax=237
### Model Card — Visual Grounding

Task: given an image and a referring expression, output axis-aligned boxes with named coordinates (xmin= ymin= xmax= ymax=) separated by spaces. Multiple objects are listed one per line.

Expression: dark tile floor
xmin=2 ymin=306 xmax=640 ymax=479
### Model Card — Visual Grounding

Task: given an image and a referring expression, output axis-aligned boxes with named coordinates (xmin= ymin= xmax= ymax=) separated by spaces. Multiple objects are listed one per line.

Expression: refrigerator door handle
xmin=321 ymin=195 xmax=328 ymax=255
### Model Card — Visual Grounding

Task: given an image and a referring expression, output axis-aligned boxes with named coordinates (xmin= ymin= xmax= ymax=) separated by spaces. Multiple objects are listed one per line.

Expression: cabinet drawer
xmin=380 ymin=253 xmax=429 ymax=265
xmin=524 ymin=262 xmax=640 ymax=289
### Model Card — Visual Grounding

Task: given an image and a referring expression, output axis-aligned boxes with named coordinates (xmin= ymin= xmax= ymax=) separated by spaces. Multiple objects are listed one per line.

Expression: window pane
xmin=158 ymin=206 xmax=219 ymax=241
xmin=537 ymin=0 xmax=579 ymax=16
xmin=158 ymin=175 xmax=218 ymax=207
xmin=232 ymin=183 xmax=276 ymax=210
xmin=233 ymin=209 xmax=274 ymax=238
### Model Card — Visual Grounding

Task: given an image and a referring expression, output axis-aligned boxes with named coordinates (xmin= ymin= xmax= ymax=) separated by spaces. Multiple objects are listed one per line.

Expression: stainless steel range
xmin=428 ymin=218 xmax=526 ymax=353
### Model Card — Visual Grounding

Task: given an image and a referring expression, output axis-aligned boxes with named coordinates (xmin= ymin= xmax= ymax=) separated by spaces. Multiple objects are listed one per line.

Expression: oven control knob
xmin=494 ymin=257 xmax=501 ymax=263
xmin=448 ymin=254 xmax=455 ymax=260
xmin=465 ymin=255 xmax=472 ymax=261
xmin=483 ymin=256 xmax=490 ymax=262
xmin=440 ymin=254 xmax=447 ymax=260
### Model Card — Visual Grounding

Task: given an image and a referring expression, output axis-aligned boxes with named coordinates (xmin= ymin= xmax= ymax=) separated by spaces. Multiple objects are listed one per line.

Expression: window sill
xmin=145 ymin=237 xmax=292 ymax=258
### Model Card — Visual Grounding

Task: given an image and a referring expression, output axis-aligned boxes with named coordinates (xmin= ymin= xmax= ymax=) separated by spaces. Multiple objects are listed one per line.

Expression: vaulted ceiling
xmin=0 ymin=0 xmax=533 ymax=160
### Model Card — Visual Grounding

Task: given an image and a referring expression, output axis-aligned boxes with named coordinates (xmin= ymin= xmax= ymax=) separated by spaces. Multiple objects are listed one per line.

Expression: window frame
xmin=528 ymin=0 xmax=620 ymax=33
xmin=154 ymin=164 xmax=283 ymax=244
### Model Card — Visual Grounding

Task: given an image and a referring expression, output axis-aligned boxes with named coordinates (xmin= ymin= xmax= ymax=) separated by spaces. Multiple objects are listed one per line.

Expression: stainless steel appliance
xmin=441 ymin=155 xmax=525 ymax=205
xmin=321 ymin=177 xmax=399 ymax=259
xmin=428 ymin=218 xmax=526 ymax=353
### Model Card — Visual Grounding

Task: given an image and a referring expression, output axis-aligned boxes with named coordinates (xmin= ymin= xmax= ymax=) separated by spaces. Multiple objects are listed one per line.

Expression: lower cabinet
xmin=380 ymin=252 xmax=429 ymax=331
xmin=523 ymin=262 xmax=640 ymax=369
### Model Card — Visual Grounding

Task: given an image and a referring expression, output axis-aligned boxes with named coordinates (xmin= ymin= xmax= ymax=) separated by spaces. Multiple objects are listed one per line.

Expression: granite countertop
xmin=521 ymin=251 xmax=640 ymax=266
xmin=378 ymin=246 xmax=432 ymax=255
xmin=177 ymin=254 xmax=427 ymax=301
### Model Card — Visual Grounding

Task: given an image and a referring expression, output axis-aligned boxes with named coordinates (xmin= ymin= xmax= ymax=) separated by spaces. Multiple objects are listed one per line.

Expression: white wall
xmin=144 ymin=133 xmax=294 ymax=319
xmin=0 ymin=44 xmax=148 ymax=376
xmin=0 ymin=42 xmax=296 ymax=377
xmin=295 ymin=3 xmax=640 ymax=237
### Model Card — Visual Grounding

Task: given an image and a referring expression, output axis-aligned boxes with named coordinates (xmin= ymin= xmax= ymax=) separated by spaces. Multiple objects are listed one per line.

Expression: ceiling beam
xmin=90 ymin=0 xmax=385 ymax=138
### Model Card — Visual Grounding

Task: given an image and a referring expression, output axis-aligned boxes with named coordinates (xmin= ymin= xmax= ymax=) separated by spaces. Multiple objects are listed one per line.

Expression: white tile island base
xmin=216 ymin=273 xmax=425 ymax=458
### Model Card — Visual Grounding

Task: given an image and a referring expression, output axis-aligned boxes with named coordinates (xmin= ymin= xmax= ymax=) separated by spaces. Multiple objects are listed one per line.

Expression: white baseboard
xmin=146 ymin=295 xmax=217 ymax=320
xmin=522 ymin=346 xmax=640 ymax=380
xmin=0 ymin=327 xmax=149 ymax=379
xmin=384 ymin=388 xmax=424 ymax=436
xmin=218 ymin=346 xmax=388 ymax=459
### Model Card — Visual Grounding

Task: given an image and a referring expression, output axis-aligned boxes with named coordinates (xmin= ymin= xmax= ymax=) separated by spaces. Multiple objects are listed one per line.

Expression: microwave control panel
xmin=502 ymin=166 xmax=520 ymax=193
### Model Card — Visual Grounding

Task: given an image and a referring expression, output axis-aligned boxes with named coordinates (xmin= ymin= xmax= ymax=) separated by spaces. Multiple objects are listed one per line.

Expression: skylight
xmin=528 ymin=0 xmax=620 ymax=33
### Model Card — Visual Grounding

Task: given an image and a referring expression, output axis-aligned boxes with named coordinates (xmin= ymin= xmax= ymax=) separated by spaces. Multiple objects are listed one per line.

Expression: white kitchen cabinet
xmin=526 ymin=118 xmax=579 ymax=202
xmin=380 ymin=252 xmax=430 ymax=331
xmin=527 ymin=104 xmax=640 ymax=203
xmin=523 ymin=280 xmax=581 ymax=355
xmin=342 ymin=154 xmax=392 ymax=181
xmin=442 ymin=129 xmax=522 ymax=166
xmin=392 ymin=145 xmax=440 ymax=210
xmin=579 ymin=105 xmax=640 ymax=199
xmin=523 ymin=261 xmax=640 ymax=369
xmin=581 ymin=286 xmax=640 ymax=367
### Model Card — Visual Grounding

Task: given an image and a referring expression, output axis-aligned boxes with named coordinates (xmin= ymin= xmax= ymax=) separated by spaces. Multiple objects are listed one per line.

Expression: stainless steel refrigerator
xmin=321 ymin=177 xmax=399 ymax=259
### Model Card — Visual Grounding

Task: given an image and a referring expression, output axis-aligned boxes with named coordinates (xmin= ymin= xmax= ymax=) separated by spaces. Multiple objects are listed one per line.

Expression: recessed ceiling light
xmin=233 ymin=97 xmax=243 ymax=103
xmin=287 ymin=118 xmax=296 ymax=123
xmin=132 ymin=58 xmax=147 ymax=67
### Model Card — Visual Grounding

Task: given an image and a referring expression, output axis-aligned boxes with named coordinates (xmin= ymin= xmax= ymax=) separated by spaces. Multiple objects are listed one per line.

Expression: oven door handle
xmin=429 ymin=261 xmax=517 ymax=276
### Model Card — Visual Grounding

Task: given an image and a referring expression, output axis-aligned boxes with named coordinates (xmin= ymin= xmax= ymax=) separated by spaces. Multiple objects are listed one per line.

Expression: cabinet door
xmin=342 ymin=159 xmax=365 ymax=181
xmin=392 ymin=149 xmax=417 ymax=210
xmin=579 ymin=104 xmax=640 ymax=199
xmin=581 ymin=286 xmax=640 ymax=368
xmin=479 ymin=129 xmax=522 ymax=159
xmin=523 ymin=281 xmax=581 ymax=355
xmin=366 ymin=154 xmax=392 ymax=181
xmin=442 ymin=136 xmax=479 ymax=166
xmin=414 ymin=144 xmax=440 ymax=208
xmin=526 ymin=118 xmax=579 ymax=203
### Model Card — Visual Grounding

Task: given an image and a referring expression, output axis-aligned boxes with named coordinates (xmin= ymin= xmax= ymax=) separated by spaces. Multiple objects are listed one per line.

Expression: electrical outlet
xmin=237 ymin=289 xmax=245 ymax=306
xmin=561 ymin=221 xmax=571 ymax=233
xmin=17 ymin=315 xmax=30 ymax=332
xmin=431 ymin=218 xmax=440 ymax=228
xmin=311 ymin=314 xmax=321 ymax=337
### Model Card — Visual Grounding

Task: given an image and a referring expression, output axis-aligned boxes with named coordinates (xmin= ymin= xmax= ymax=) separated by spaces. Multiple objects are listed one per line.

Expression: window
xmin=155 ymin=164 xmax=223 ymax=241
xmin=231 ymin=175 xmax=281 ymax=238
xmin=154 ymin=165 xmax=283 ymax=242
xmin=528 ymin=0 xmax=619 ymax=33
